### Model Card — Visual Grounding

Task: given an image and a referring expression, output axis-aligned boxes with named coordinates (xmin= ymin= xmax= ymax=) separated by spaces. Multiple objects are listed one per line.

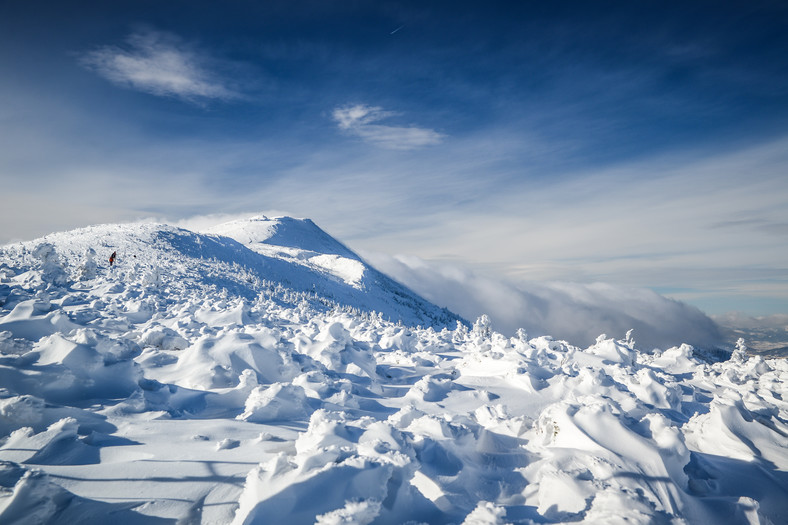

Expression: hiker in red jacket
xmin=109 ymin=251 xmax=116 ymax=266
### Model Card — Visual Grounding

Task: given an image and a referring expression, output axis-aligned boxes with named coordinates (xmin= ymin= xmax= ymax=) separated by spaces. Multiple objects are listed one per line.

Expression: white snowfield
xmin=0 ymin=216 xmax=786 ymax=524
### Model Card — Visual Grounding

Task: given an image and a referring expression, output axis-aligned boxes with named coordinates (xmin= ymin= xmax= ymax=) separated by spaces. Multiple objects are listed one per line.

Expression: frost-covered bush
xmin=472 ymin=314 xmax=492 ymax=339
xmin=32 ymin=243 xmax=67 ymax=286
xmin=79 ymin=247 xmax=98 ymax=281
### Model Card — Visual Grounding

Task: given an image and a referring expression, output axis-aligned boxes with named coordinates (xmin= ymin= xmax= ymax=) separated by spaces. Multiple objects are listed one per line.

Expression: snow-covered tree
xmin=472 ymin=314 xmax=492 ymax=339
xmin=79 ymin=247 xmax=98 ymax=281
xmin=32 ymin=242 xmax=67 ymax=286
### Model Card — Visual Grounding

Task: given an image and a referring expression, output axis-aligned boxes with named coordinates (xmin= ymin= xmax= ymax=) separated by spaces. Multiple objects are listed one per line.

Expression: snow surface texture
xmin=0 ymin=216 xmax=786 ymax=524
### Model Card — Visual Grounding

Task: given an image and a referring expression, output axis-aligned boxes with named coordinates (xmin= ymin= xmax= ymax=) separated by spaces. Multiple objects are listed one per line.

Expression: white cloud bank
xmin=81 ymin=29 xmax=238 ymax=102
xmin=333 ymin=104 xmax=445 ymax=150
xmin=363 ymin=252 xmax=726 ymax=350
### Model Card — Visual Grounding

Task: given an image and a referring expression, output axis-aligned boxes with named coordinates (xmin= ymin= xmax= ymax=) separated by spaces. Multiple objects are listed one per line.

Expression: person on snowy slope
xmin=109 ymin=251 xmax=116 ymax=266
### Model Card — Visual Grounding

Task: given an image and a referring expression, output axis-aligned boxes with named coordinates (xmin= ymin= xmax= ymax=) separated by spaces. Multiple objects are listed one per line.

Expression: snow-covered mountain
xmin=0 ymin=216 xmax=786 ymax=524
xmin=205 ymin=215 xmax=460 ymax=327
xmin=1 ymin=216 xmax=461 ymax=330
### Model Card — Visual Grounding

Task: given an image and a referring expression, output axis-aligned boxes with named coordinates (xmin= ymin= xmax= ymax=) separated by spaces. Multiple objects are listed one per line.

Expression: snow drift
xmin=0 ymin=216 xmax=786 ymax=524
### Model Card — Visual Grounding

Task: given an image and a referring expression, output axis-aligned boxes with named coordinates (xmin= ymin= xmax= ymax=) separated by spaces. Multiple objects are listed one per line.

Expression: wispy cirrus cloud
xmin=80 ymin=29 xmax=239 ymax=102
xmin=332 ymin=104 xmax=445 ymax=150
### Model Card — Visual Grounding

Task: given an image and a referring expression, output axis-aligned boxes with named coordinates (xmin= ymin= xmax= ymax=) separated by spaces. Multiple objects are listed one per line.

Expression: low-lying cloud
xmin=81 ymin=29 xmax=238 ymax=102
xmin=713 ymin=312 xmax=788 ymax=331
xmin=711 ymin=312 xmax=788 ymax=355
xmin=333 ymin=104 xmax=445 ymax=150
xmin=364 ymin=252 xmax=726 ymax=350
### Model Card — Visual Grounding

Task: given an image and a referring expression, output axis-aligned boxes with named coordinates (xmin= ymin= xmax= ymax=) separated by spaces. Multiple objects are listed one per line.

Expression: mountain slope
xmin=204 ymin=215 xmax=461 ymax=328
xmin=0 ymin=217 xmax=462 ymax=331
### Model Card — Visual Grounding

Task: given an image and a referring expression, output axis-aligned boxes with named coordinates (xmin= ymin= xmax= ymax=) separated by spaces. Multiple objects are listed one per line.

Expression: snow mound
xmin=238 ymin=383 xmax=312 ymax=423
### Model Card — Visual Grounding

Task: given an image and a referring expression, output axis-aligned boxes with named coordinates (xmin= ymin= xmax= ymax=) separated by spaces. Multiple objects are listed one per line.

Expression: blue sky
xmin=2 ymin=0 xmax=788 ymax=317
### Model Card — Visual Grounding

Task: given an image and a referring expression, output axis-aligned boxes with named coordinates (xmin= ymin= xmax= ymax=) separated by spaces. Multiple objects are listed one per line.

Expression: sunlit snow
xmin=0 ymin=216 xmax=786 ymax=524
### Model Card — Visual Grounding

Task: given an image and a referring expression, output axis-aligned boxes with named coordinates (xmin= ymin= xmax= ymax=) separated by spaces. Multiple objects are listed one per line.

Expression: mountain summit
xmin=208 ymin=215 xmax=358 ymax=259
xmin=206 ymin=215 xmax=463 ymax=328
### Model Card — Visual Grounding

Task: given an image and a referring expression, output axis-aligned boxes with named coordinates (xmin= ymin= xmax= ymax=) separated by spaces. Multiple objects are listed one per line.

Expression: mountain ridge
xmin=0 ymin=216 xmax=464 ymax=331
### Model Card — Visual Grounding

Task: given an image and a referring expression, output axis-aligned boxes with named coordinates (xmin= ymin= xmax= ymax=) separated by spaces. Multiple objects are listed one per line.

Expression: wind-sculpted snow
xmin=0 ymin=218 xmax=787 ymax=524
